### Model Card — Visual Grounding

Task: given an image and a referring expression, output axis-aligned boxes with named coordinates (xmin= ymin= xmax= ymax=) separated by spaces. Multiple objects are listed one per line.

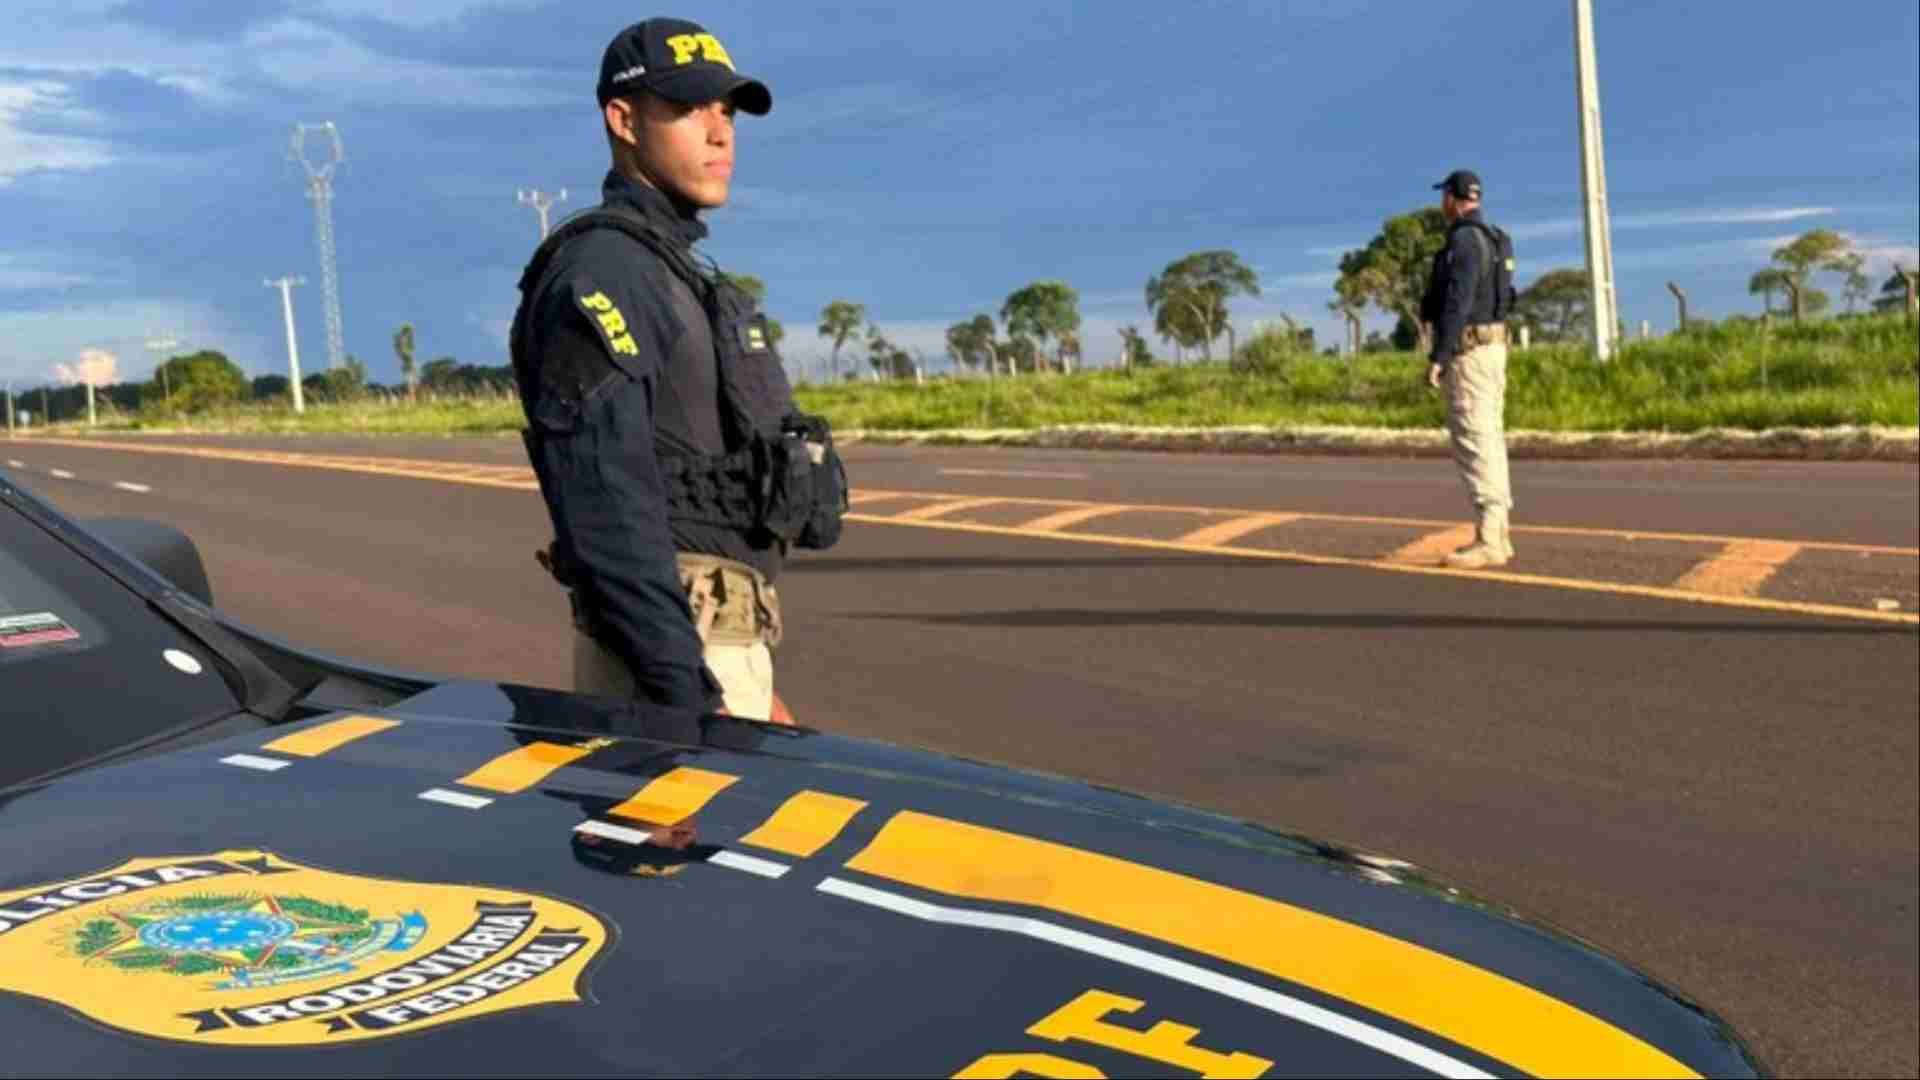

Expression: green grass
xmin=21 ymin=314 xmax=1917 ymax=438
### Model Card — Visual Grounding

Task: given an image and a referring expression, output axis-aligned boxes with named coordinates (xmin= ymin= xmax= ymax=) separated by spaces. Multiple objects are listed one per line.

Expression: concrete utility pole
xmin=1572 ymin=0 xmax=1620 ymax=362
xmin=265 ymin=276 xmax=308 ymax=414
xmin=144 ymin=331 xmax=180 ymax=405
xmin=517 ymin=188 xmax=568 ymax=240
xmin=4 ymin=380 xmax=13 ymax=436
xmin=290 ymin=122 xmax=347 ymax=372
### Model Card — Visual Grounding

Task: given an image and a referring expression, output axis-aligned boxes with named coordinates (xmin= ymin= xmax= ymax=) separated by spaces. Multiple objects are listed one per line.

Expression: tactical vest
xmin=512 ymin=207 xmax=846 ymax=551
xmin=1450 ymin=218 xmax=1517 ymax=323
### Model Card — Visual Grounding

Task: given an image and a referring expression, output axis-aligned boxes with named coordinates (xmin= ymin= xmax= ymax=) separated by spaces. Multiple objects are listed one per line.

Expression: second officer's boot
xmin=1446 ymin=506 xmax=1512 ymax=570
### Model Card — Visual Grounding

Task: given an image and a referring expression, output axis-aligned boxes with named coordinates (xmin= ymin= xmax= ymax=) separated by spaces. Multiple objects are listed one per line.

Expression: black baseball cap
xmin=596 ymin=18 xmax=772 ymax=115
xmin=1433 ymin=170 xmax=1482 ymax=200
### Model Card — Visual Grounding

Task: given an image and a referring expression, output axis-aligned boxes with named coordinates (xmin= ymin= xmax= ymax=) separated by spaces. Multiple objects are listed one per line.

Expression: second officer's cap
xmin=596 ymin=18 xmax=772 ymax=115
xmin=1433 ymin=170 xmax=1483 ymax=200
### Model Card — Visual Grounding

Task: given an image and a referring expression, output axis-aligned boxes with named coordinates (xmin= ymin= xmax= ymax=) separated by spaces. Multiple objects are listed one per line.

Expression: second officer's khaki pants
xmin=574 ymin=553 xmax=782 ymax=722
xmin=1444 ymin=332 xmax=1513 ymax=519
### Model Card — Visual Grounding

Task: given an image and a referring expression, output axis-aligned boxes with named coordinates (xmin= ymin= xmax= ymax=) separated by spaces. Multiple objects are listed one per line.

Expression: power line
xmin=290 ymin=121 xmax=347 ymax=372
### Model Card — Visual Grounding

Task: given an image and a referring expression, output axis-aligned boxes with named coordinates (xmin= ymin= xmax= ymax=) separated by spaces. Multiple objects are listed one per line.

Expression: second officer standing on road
xmin=510 ymin=18 xmax=846 ymax=722
xmin=1420 ymin=169 xmax=1518 ymax=570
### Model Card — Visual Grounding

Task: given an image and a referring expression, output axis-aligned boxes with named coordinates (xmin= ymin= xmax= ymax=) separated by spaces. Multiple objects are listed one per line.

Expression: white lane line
xmin=815 ymin=878 xmax=1492 ymax=1080
xmin=49 ymin=469 xmax=75 ymax=479
xmin=221 ymin=753 xmax=291 ymax=772
xmin=710 ymin=851 xmax=790 ymax=879
xmin=113 ymin=481 xmax=152 ymax=493
xmin=418 ymin=788 xmax=493 ymax=810
xmin=939 ymin=467 xmax=1088 ymax=480
xmin=574 ymin=819 xmax=656 ymax=845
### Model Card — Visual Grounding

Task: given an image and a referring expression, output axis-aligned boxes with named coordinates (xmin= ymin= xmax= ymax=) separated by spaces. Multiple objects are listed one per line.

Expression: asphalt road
xmin=7 ymin=435 xmax=1917 ymax=1078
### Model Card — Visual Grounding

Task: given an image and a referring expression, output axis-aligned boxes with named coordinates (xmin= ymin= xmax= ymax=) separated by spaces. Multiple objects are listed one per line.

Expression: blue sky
xmin=2 ymin=0 xmax=1916 ymax=391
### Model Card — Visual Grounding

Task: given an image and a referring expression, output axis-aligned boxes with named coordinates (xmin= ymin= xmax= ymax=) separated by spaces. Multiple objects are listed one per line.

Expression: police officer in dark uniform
xmin=509 ymin=18 xmax=845 ymax=721
xmin=1420 ymin=169 xmax=1518 ymax=569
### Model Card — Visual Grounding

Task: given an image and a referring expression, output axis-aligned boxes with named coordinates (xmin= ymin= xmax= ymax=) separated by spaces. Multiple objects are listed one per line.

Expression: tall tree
xmin=145 ymin=350 xmax=248 ymax=414
xmin=1770 ymin=229 xmax=1855 ymax=321
xmin=817 ymin=300 xmax=865 ymax=381
xmin=1146 ymin=251 xmax=1260 ymax=363
xmin=946 ymin=315 xmax=999 ymax=375
xmin=392 ymin=323 xmax=416 ymax=401
xmin=1514 ymin=269 xmax=1592 ymax=342
xmin=1838 ymin=253 xmax=1871 ymax=314
xmin=1000 ymin=281 xmax=1081 ymax=373
xmin=1333 ymin=207 xmax=1448 ymax=356
xmin=1748 ymin=268 xmax=1791 ymax=315
xmin=1117 ymin=324 xmax=1150 ymax=370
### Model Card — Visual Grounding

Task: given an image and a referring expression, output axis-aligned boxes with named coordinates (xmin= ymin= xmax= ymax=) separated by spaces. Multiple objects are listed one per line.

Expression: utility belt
xmin=1460 ymin=322 xmax=1509 ymax=351
xmin=540 ymin=548 xmax=780 ymax=649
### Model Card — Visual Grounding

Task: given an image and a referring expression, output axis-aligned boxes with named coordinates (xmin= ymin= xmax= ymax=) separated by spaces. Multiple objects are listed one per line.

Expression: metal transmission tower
xmin=289 ymin=122 xmax=347 ymax=372
xmin=1572 ymin=0 xmax=1620 ymax=361
xmin=517 ymin=187 xmax=568 ymax=240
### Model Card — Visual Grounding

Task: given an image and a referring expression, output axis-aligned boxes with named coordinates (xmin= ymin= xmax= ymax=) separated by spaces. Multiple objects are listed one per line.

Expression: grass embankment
xmin=803 ymin=316 xmax=1919 ymax=433
xmin=18 ymin=314 xmax=1917 ymax=438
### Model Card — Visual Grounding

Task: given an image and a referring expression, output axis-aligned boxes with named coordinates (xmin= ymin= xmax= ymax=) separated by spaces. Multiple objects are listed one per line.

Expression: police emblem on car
xmin=0 ymin=850 xmax=610 ymax=1047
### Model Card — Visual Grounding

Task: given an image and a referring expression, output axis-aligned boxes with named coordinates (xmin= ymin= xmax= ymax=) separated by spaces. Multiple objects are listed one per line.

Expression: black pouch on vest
xmin=782 ymin=411 xmax=848 ymax=550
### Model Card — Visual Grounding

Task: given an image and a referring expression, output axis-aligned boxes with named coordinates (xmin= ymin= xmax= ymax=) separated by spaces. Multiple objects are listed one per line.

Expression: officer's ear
xmin=604 ymin=95 xmax=642 ymax=150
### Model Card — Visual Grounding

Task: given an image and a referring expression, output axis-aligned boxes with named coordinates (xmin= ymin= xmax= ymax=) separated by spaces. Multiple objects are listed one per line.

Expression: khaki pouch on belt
xmin=677 ymin=553 xmax=783 ymax=649
xmin=1461 ymin=323 xmax=1509 ymax=350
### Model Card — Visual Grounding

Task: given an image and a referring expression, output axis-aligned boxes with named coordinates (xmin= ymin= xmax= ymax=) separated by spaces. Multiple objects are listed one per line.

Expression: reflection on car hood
xmin=0 ymin=679 xmax=1764 ymax=1078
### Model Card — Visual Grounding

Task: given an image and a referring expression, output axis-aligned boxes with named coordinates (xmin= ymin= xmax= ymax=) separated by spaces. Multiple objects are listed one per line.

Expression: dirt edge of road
xmin=841 ymin=423 xmax=1920 ymax=461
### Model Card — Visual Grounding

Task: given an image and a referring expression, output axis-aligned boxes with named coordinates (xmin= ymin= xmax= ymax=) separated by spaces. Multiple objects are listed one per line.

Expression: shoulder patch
xmin=571 ymin=276 xmax=641 ymax=360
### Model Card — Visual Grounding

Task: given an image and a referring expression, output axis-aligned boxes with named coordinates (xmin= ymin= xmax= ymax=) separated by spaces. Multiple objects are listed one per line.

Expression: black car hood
xmin=0 ymin=680 xmax=1762 ymax=1078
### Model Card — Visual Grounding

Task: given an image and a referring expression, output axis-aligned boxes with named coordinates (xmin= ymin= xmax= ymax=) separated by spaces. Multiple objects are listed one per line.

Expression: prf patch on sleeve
xmin=575 ymin=286 xmax=641 ymax=359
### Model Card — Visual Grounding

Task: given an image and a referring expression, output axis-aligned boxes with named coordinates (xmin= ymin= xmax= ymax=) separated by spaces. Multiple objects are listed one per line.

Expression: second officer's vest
xmin=513 ymin=206 xmax=845 ymax=550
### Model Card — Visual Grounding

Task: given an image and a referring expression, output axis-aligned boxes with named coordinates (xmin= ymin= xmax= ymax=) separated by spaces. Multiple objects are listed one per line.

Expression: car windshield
xmin=1 ymin=493 xmax=240 ymax=786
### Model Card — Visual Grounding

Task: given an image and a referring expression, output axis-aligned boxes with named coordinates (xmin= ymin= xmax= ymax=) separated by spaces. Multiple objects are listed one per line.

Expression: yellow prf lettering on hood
xmin=0 ymin=851 xmax=609 ymax=1047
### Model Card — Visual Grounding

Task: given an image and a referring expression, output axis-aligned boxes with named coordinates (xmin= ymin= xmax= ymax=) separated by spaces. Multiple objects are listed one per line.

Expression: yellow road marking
xmin=845 ymin=511 xmax=1919 ymax=626
xmin=1175 ymin=512 xmax=1301 ymax=547
xmin=847 ymin=812 xmax=1698 ymax=1079
xmin=22 ymin=439 xmax=1914 ymax=625
xmin=850 ymin=486 xmax=1917 ymax=557
xmin=455 ymin=741 xmax=595 ymax=794
xmin=26 ymin=441 xmax=1914 ymax=556
xmin=1671 ymin=539 xmax=1803 ymax=598
xmin=1018 ymin=504 xmax=1134 ymax=532
xmin=262 ymin=714 xmax=400 ymax=757
xmin=893 ymin=496 xmax=1003 ymax=521
xmin=1388 ymin=524 xmax=1477 ymax=565
xmin=608 ymin=766 xmax=739 ymax=826
xmin=739 ymin=791 xmax=869 ymax=857
xmin=847 ymin=491 xmax=915 ymax=507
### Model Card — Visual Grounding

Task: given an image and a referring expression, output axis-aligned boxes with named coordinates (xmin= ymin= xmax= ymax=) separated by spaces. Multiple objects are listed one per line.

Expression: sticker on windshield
xmin=0 ymin=611 xmax=80 ymax=649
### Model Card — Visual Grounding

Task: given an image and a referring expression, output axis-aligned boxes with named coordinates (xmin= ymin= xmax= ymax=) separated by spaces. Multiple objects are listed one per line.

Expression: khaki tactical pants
xmin=574 ymin=553 xmax=784 ymax=722
xmin=1444 ymin=324 xmax=1513 ymax=518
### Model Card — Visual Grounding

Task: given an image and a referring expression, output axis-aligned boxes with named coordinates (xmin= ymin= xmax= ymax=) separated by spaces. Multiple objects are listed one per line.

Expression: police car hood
xmin=0 ymin=679 xmax=1763 ymax=1078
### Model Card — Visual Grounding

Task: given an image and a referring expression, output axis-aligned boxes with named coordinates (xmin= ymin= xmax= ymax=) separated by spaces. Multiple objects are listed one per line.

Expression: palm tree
xmin=817 ymin=300 xmax=865 ymax=382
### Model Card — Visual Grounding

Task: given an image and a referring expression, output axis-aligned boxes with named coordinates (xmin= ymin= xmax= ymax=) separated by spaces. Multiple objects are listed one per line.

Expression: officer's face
xmin=608 ymin=92 xmax=737 ymax=209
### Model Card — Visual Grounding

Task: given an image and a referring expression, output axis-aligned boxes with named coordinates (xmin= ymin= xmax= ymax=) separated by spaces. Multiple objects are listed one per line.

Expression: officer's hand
xmin=1426 ymin=362 xmax=1444 ymax=390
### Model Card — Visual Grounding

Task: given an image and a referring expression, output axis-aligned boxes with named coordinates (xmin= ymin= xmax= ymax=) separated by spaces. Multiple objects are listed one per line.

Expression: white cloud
xmin=53 ymin=348 xmax=119 ymax=387
xmin=0 ymin=299 xmax=272 ymax=386
xmin=1508 ymin=206 xmax=1838 ymax=241
xmin=0 ymin=253 xmax=99 ymax=291
xmin=0 ymin=81 xmax=115 ymax=184
xmin=240 ymin=17 xmax=573 ymax=108
xmin=310 ymin=0 xmax=543 ymax=28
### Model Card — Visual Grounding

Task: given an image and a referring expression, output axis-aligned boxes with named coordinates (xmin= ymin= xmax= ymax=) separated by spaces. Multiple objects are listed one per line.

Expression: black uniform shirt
xmin=514 ymin=171 xmax=773 ymax=710
xmin=1421 ymin=209 xmax=1496 ymax=368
